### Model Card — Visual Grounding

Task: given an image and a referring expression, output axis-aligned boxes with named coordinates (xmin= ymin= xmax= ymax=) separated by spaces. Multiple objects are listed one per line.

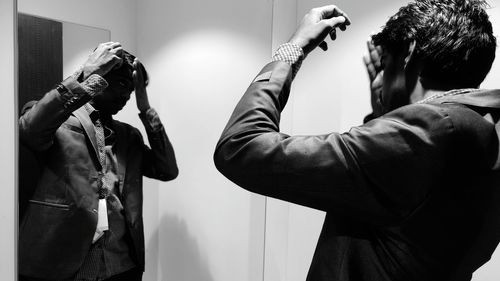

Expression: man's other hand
xmin=82 ymin=42 xmax=124 ymax=80
xmin=289 ymin=5 xmax=351 ymax=56
xmin=133 ymin=58 xmax=151 ymax=112
xmin=363 ymin=39 xmax=384 ymax=117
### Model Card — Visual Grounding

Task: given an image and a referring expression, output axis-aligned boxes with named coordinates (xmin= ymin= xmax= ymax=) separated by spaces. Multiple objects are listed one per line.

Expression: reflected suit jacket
xmin=214 ymin=61 xmax=500 ymax=281
xmin=18 ymin=76 xmax=177 ymax=280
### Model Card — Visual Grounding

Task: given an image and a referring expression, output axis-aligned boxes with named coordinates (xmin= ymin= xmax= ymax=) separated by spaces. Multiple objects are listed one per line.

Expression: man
xmin=214 ymin=1 xmax=500 ymax=280
xmin=19 ymin=42 xmax=178 ymax=281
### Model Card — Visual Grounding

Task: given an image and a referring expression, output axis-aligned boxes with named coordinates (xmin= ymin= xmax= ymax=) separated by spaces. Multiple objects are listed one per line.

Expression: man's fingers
xmin=319 ymin=41 xmax=328 ymax=51
xmin=329 ymin=29 xmax=337 ymax=41
xmin=367 ymin=64 xmax=377 ymax=80
xmin=363 ymin=55 xmax=377 ymax=80
xmin=112 ymin=46 xmax=123 ymax=56
xmin=322 ymin=16 xmax=346 ymax=43
xmin=112 ymin=55 xmax=124 ymax=69
xmin=133 ymin=58 xmax=143 ymax=69
xmin=100 ymin=42 xmax=114 ymax=48
xmin=292 ymin=5 xmax=350 ymax=55
xmin=100 ymin=42 xmax=121 ymax=51
xmin=367 ymin=39 xmax=376 ymax=52
xmin=133 ymin=60 xmax=143 ymax=80
xmin=132 ymin=70 xmax=139 ymax=86
xmin=370 ymin=50 xmax=381 ymax=69
xmin=317 ymin=5 xmax=351 ymax=25
xmin=108 ymin=42 xmax=122 ymax=49
xmin=374 ymin=70 xmax=384 ymax=88
xmin=108 ymin=45 xmax=123 ymax=69
xmin=323 ymin=16 xmax=347 ymax=29
xmin=366 ymin=40 xmax=382 ymax=70
xmin=132 ymin=59 xmax=146 ymax=89
xmin=95 ymin=42 xmax=123 ymax=57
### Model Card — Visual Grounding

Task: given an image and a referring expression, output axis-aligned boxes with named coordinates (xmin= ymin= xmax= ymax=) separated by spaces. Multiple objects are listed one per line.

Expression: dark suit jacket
xmin=18 ymin=77 xmax=178 ymax=280
xmin=214 ymin=61 xmax=500 ymax=281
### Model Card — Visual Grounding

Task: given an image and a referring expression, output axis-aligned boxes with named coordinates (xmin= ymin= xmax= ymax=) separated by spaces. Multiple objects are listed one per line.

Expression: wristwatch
xmin=55 ymin=82 xmax=81 ymax=108
xmin=55 ymin=83 xmax=70 ymax=96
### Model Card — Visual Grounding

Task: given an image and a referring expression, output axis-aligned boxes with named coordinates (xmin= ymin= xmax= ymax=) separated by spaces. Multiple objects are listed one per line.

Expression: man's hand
xmin=363 ymin=39 xmax=384 ymax=117
xmin=133 ymin=58 xmax=151 ymax=112
xmin=289 ymin=5 xmax=351 ymax=56
xmin=82 ymin=42 xmax=123 ymax=80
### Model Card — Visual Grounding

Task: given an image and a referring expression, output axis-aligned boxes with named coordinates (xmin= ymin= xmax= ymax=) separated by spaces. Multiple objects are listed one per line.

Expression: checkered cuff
xmin=58 ymin=73 xmax=108 ymax=105
xmin=81 ymin=74 xmax=108 ymax=97
xmin=272 ymin=43 xmax=305 ymax=79
xmin=69 ymin=68 xmax=109 ymax=97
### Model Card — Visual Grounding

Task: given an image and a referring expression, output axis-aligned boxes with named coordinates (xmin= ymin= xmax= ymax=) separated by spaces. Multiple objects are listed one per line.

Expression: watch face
xmin=56 ymin=84 xmax=69 ymax=95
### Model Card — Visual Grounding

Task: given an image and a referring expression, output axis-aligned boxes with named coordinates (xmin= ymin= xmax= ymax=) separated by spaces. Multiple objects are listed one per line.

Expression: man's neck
xmin=408 ymin=78 xmax=447 ymax=104
xmin=101 ymin=113 xmax=113 ymax=125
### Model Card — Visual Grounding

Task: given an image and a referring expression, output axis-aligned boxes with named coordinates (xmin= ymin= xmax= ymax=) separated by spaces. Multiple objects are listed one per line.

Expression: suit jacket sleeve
xmin=19 ymin=76 xmax=96 ymax=151
xmin=214 ymin=61 xmax=455 ymax=225
xmin=139 ymin=108 xmax=179 ymax=181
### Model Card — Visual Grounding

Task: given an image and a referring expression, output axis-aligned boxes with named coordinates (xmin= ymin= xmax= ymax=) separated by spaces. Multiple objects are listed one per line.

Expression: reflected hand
xmin=82 ymin=42 xmax=123 ymax=80
xmin=289 ymin=5 xmax=351 ymax=56
xmin=133 ymin=58 xmax=150 ymax=112
xmin=363 ymin=39 xmax=384 ymax=117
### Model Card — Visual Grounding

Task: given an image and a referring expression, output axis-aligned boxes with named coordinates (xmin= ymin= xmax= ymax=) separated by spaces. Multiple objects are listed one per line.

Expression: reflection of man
xmin=215 ymin=1 xmax=500 ymax=280
xmin=19 ymin=42 xmax=178 ymax=281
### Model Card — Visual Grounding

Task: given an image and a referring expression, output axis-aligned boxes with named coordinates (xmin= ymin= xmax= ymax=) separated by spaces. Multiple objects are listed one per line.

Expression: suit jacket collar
xmin=73 ymin=106 xmax=102 ymax=170
xmin=428 ymin=89 xmax=500 ymax=109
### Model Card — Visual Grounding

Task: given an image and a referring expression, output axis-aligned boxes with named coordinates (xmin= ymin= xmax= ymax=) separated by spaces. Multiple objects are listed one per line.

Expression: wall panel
xmin=0 ymin=0 xmax=16 ymax=279
xmin=137 ymin=0 xmax=273 ymax=280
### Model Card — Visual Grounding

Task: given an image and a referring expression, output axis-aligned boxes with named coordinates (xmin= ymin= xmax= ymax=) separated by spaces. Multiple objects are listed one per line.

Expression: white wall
xmin=0 ymin=0 xmax=17 ymax=280
xmin=471 ymin=5 xmax=500 ymax=281
xmin=136 ymin=0 xmax=272 ymax=280
xmin=262 ymin=1 xmax=297 ymax=279
xmin=265 ymin=1 xmax=500 ymax=281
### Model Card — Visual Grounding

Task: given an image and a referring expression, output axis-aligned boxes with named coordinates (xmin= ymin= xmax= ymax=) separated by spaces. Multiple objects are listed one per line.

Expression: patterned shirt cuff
xmin=272 ymin=43 xmax=305 ymax=79
xmin=139 ymin=107 xmax=163 ymax=132
xmin=58 ymin=74 xmax=108 ymax=107
xmin=80 ymin=74 xmax=108 ymax=97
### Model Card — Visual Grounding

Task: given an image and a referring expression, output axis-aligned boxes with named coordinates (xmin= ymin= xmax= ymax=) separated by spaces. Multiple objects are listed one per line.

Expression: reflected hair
xmin=372 ymin=0 xmax=496 ymax=89
xmin=108 ymin=50 xmax=149 ymax=87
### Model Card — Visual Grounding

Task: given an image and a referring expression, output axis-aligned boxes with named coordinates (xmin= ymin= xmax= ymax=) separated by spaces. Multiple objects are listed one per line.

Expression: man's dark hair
xmin=372 ymin=0 xmax=496 ymax=89
xmin=107 ymin=50 xmax=149 ymax=87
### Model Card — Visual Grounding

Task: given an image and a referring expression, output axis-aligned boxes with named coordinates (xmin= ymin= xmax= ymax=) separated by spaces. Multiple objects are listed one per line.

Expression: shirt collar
xmin=83 ymin=103 xmax=99 ymax=122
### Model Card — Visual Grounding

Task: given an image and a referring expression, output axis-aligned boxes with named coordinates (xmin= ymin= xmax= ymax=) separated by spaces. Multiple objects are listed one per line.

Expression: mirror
xmin=18 ymin=13 xmax=110 ymax=218
xmin=15 ymin=0 xmax=271 ymax=279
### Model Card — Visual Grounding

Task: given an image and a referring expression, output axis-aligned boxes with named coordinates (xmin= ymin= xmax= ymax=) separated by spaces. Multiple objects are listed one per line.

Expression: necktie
xmin=88 ymin=109 xmax=109 ymax=243
xmin=94 ymin=117 xmax=109 ymax=199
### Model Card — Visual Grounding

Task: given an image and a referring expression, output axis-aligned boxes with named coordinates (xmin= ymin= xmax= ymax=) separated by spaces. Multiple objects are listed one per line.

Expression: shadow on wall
xmin=147 ymin=214 xmax=215 ymax=281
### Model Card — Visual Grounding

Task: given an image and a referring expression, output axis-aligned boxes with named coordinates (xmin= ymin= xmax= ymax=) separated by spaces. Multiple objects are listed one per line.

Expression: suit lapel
xmin=113 ymin=120 xmax=128 ymax=194
xmin=73 ymin=106 xmax=102 ymax=170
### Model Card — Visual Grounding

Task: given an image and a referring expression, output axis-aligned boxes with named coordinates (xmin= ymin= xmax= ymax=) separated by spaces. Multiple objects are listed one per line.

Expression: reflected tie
xmin=88 ymin=109 xmax=109 ymax=243
xmin=93 ymin=115 xmax=108 ymax=199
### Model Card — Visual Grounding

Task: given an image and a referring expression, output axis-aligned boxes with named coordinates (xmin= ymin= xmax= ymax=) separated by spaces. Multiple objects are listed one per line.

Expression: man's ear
xmin=404 ymin=40 xmax=417 ymax=70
